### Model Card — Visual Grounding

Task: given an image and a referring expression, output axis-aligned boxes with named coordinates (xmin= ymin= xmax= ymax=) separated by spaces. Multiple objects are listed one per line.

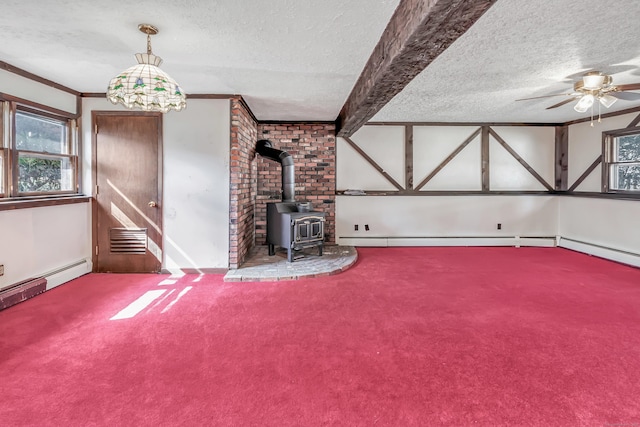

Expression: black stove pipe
xmin=256 ymin=139 xmax=295 ymax=202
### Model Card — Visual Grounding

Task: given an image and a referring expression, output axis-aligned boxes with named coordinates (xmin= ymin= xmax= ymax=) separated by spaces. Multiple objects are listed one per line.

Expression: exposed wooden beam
xmin=343 ymin=137 xmax=404 ymax=191
xmin=489 ymin=128 xmax=554 ymax=191
xmin=555 ymin=125 xmax=568 ymax=191
xmin=336 ymin=0 xmax=497 ymax=137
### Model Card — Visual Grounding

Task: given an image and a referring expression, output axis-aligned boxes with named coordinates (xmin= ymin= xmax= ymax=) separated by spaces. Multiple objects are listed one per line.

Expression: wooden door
xmin=93 ymin=112 xmax=163 ymax=273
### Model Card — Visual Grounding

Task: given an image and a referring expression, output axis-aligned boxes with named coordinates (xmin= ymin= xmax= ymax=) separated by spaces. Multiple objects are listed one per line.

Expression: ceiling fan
xmin=517 ymin=71 xmax=640 ymax=117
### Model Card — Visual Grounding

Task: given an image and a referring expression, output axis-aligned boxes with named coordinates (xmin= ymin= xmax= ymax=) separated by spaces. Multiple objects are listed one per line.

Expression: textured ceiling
xmin=374 ymin=0 xmax=640 ymax=123
xmin=1 ymin=0 xmax=640 ymax=124
xmin=0 ymin=0 xmax=399 ymax=121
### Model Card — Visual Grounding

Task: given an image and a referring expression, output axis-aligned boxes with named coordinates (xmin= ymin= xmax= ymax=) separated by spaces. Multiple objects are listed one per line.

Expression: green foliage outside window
xmin=18 ymin=157 xmax=63 ymax=192
xmin=614 ymin=134 xmax=640 ymax=191
xmin=15 ymin=111 xmax=72 ymax=193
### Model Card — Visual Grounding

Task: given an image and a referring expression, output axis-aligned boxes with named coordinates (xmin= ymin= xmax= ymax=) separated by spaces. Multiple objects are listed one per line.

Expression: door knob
xmin=148 ymin=201 xmax=157 ymax=208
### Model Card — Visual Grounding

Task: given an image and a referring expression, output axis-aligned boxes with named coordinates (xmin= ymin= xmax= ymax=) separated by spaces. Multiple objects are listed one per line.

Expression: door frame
xmin=91 ymin=110 xmax=164 ymax=272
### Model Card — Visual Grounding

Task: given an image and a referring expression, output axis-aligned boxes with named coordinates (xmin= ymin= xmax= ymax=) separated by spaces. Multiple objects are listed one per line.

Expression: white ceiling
xmin=2 ymin=0 xmax=640 ymax=124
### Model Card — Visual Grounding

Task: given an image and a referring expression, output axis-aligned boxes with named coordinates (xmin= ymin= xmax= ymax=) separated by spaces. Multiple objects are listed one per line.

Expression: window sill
xmin=0 ymin=195 xmax=91 ymax=211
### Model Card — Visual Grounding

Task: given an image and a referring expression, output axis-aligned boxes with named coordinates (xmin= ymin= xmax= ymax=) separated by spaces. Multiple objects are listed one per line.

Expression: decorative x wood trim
xmin=341 ymin=124 xmax=562 ymax=195
xmin=627 ymin=112 xmax=640 ymax=128
xmin=343 ymin=137 xmax=404 ymax=191
xmin=414 ymin=127 xmax=481 ymax=191
xmin=568 ymin=155 xmax=603 ymax=192
xmin=488 ymin=128 xmax=554 ymax=191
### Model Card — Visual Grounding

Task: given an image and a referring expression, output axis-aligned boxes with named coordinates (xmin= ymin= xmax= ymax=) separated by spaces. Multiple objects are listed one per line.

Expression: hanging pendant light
xmin=107 ymin=24 xmax=186 ymax=113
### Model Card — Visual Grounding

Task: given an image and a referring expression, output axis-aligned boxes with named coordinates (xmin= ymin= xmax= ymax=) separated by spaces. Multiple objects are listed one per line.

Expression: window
xmin=604 ymin=129 xmax=640 ymax=193
xmin=0 ymin=101 xmax=78 ymax=199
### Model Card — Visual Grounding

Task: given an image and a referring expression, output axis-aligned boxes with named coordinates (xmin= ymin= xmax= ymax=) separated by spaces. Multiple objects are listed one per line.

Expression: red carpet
xmin=1 ymin=247 xmax=639 ymax=426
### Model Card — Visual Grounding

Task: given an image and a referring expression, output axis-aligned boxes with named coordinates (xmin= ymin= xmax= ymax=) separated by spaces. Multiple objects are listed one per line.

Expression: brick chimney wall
xmin=229 ymin=97 xmax=258 ymax=268
xmin=256 ymin=123 xmax=336 ymax=245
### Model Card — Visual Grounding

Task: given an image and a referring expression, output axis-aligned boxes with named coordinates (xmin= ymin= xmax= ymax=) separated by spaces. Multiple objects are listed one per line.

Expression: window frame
xmin=602 ymin=127 xmax=640 ymax=194
xmin=0 ymin=99 xmax=79 ymax=200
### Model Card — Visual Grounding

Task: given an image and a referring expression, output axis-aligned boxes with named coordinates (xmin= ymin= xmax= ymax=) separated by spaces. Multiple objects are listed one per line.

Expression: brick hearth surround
xmin=229 ymin=97 xmax=258 ymax=268
xmin=228 ymin=100 xmax=337 ymax=269
xmin=256 ymin=123 xmax=336 ymax=247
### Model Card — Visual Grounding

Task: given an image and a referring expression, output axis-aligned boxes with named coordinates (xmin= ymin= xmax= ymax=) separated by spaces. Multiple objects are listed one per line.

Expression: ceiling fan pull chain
xmin=598 ymin=101 xmax=602 ymax=123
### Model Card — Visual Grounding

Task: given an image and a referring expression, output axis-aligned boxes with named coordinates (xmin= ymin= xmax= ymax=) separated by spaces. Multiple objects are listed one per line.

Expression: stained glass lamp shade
xmin=107 ymin=24 xmax=186 ymax=113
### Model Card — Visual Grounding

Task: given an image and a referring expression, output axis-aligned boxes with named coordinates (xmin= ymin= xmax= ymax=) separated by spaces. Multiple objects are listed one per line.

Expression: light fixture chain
xmin=147 ymin=33 xmax=152 ymax=55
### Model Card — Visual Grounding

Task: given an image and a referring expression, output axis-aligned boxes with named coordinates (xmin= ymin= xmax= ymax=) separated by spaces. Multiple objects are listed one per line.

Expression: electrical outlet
xmin=497 ymin=223 xmax=502 ymax=230
xmin=0 ymin=264 xmax=4 ymax=276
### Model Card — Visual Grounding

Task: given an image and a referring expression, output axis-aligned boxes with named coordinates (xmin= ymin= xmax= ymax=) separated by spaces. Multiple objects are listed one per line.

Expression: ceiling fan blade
xmin=546 ymin=98 xmax=577 ymax=110
xmin=615 ymin=83 xmax=640 ymax=91
xmin=611 ymin=91 xmax=640 ymax=101
xmin=515 ymin=93 xmax=571 ymax=101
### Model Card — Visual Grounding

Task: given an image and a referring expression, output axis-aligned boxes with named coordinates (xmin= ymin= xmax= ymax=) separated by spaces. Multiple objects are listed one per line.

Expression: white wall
xmin=337 ymin=195 xmax=558 ymax=246
xmin=559 ymin=112 xmax=640 ymax=266
xmin=81 ymin=98 xmax=231 ymax=270
xmin=490 ymin=126 xmax=555 ymax=191
xmin=163 ymin=100 xmax=231 ymax=270
xmin=337 ymin=124 xmax=558 ymax=246
xmin=0 ymin=69 xmax=77 ymax=114
xmin=558 ymin=197 xmax=640 ymax=255
xmin=414 ymin=126 xmax=481 ymax=191
xmin=568 ymin=112 xmax=638 ymax=191
xmin=0 ymin=203 xmax=92 ymax=290
xmin=338 ymin=124 xmax=555 ymax=192
xmin=337 ymin=119 xmax=640 ymax=265
xmin=0 ymin=71 xmax=90 ymax=292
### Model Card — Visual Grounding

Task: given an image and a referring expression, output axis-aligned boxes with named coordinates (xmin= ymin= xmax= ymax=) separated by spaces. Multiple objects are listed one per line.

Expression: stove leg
xmin=268 ymin=244 xmax=275 ymax=256
xmin=287 ymin=248 xmax=294 ymax=263
xmin=318 ymin=245 xmax=323 ymax=257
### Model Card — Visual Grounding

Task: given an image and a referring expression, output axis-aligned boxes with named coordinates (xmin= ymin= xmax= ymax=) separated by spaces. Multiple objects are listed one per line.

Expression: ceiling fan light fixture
xmin=582 ymin=72 xmax=606 ymax=90
xmin=574 ymin=94 xmax=594 ymax=113
xmin=106 ymin=24 xmax=186 ymax=113
xmin=598 ymin=93 xmax=618 ymax=109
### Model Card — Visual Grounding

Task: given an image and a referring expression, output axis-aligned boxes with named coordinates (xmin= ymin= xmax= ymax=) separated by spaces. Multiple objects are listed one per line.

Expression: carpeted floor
xmin=1 ymin=247 xmax=639 ymax=426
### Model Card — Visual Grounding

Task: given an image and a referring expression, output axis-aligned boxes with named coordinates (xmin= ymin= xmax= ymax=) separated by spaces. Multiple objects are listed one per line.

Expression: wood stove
xmin=267 ymin=202 xmax=325 ymax=262
xmin=256 ymin=139 xmax=325 ymax=262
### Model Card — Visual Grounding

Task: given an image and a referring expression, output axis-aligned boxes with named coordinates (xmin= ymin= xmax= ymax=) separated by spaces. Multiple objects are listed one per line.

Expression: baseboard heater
xmin=0 ymin=259 xmax=89 ymax=311
xmin=0 ymin=277 xmax=47 ymax=311
xmin=338 ymin=236 xmax=557 ymax=248
xmin=557 ymin=237 xmax=640 ymax=268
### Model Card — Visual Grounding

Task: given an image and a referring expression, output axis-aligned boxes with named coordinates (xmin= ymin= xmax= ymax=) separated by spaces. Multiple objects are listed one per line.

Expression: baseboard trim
xmin=338 ymin=236 xmax=556 ymax=248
